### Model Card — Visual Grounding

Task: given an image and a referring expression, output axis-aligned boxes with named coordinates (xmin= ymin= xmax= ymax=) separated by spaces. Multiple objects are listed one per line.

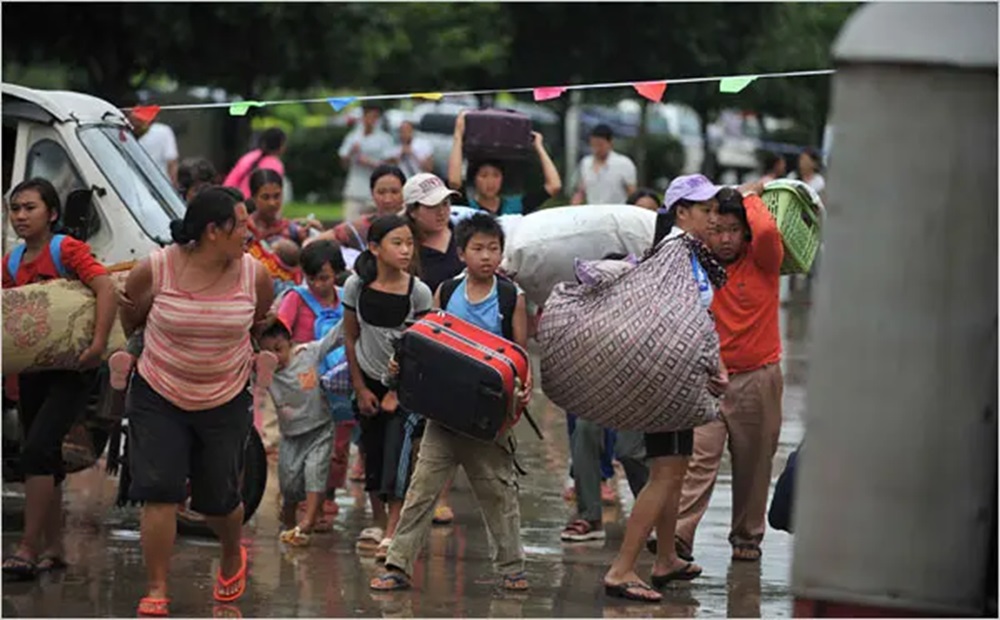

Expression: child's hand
xmin=519 ymin=373 xmax=533 ymax=406
xmin=78 ymin=340 xmax=107 ymax=369
xmin=116 ymin=288 xmax=137 ymax=312
xmin=381 ymin=390 xmax=399 ymax=415
xmin=356 ymin=388 xmax=380 ymax=416
xmin=387 ymin=357 xmax=400 ymax=378
xmin=708 ymin=366 xmax=729 ymax=397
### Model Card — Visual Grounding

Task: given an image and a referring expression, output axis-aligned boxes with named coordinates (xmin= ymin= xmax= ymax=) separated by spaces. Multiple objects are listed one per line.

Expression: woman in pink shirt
xmin=120 ymin=187 xmax=274 ymax=616
xmin=223 ymin=128 xmax=287 ymax=199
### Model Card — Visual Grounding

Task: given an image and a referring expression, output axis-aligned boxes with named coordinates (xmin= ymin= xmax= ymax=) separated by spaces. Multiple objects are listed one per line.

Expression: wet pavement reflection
xmin=3 ymin=301 xmax=810 ymax=618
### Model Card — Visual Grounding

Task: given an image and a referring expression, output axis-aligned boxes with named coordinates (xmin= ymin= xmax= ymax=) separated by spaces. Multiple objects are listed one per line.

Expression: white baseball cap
xmin=403 ymin=173 xmax=459 ymax=207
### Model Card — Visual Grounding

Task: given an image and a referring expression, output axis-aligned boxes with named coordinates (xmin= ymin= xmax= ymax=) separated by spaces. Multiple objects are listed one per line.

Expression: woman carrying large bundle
xmin=118 ymin=187 xmax=273 ymax=616
xmin=1 ymin=178 xmax=117 ymax=581
xmin=541 ymin=174 xmax=730 ymax=602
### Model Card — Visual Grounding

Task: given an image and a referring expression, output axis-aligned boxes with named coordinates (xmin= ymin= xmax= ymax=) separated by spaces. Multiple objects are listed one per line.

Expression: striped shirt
xmin=137 ymin=245 xmax=257 ymax=411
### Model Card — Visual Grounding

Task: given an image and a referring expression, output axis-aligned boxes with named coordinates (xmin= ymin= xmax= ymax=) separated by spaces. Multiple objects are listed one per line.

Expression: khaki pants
xmin=385 ymin=421 xmax=524 ymax=577
xmin=676 ymin=363 xmax=783 ymax=550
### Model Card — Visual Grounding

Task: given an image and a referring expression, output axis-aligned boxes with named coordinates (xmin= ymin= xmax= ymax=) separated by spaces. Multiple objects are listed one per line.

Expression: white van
xmin=2 ymin=83 xmax=185 ymax=264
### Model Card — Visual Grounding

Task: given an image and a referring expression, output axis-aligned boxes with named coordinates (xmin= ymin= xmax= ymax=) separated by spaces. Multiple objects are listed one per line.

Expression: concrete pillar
xmin=791 ymin=3 xmax=997 ymax=616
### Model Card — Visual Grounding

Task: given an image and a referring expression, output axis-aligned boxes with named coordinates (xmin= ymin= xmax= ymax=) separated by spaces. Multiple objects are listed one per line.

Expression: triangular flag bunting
xmin=131 ymin=105 xmax=161 ymax=124
xmin=228 ymin=101 xmax=265 ymax=117
xmin=632 ymin=81 xmax=668 ymax=102
xmin=412 ymin=92 xmax=444 ymax=101
xmin=719 ymin=76 xmax=757 ymax=94
xmin=327 ymin=97 xmax=357 ymax=112
xmin=533 ymin=86 xmax=567 ymax=102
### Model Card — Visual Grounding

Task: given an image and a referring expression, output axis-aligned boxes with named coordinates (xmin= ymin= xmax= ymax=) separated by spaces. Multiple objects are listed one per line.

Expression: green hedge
xmin=283 ymin=125 xmax=352 ymax=203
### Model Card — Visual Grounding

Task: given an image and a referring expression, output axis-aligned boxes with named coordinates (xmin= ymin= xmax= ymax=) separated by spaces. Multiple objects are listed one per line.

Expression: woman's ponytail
xmin=354 ymin=250 xmax=378 ymax=285
xmin=170 ymin=219 xmax=192 ymax=245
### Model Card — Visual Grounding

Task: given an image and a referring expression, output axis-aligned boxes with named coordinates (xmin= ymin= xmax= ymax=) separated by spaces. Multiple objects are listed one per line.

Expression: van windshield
xmin=77 ymin=125 xmax=185 ymax=244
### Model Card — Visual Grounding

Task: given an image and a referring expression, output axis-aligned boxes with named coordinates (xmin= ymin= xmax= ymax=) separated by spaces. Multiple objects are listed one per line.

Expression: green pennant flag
xmin=229 ymin=101 xmax=265 ymax=116
xmin=719 ymin=76 xmax=757 ymax=94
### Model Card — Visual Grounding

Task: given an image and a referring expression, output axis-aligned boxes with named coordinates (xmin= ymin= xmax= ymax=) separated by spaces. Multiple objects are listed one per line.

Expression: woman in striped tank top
xmin=119 ymin=187 xmax=273 ymax=616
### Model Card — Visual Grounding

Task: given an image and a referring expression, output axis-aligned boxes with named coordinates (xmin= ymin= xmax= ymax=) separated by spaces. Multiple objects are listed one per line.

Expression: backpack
xmin=293 ymin=285 xmax=354 ymax=421
xmin=6 ymin=234 xmax=69 ymax=281
xmin=439 ymin=274 xmax=519 ymax=341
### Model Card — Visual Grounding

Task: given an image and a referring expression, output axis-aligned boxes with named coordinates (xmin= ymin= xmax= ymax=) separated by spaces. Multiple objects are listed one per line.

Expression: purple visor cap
xmin=663 ymin=174 xmax=723 ymax=211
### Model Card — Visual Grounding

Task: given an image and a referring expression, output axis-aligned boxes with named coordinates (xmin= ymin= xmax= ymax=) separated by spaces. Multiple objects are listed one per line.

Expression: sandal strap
xmin=563 ymin=519 xmax=592 ymax=535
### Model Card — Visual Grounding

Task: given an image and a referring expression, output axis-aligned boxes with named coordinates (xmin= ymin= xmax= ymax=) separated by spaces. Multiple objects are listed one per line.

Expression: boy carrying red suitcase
xmin=371 ymin=213 xmax=532 ymax=592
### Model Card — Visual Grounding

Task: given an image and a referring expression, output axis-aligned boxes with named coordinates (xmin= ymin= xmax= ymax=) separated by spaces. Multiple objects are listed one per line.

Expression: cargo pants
xmin=675 ymin=362 xmax=784 ymax=551
xmin=385 ymin=420 xmax=524 ymax=578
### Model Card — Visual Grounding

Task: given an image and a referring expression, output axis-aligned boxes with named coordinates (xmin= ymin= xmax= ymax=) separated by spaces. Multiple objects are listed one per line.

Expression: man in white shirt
xmin=338 ymin=106 xmax=396 ymax=220
xmin=131 ymin=113 xmax=179 ymax=187
xmin=571 ymin=124 xmax=637 ymax=205
xmin=385 ymin=121 xmax=434 ymax=179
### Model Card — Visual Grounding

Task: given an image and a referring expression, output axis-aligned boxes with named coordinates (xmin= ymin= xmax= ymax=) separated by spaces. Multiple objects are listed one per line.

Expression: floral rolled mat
xmin=3 ymin=277 xmax=128 ymax=375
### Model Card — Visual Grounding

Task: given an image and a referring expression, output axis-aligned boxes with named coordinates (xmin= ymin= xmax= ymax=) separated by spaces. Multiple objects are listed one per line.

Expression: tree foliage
xmin=2 ymin=2 xmax=854 ymax=146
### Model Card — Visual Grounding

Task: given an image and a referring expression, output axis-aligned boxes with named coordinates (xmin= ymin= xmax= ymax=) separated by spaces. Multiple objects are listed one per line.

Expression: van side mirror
xmin=63 ymin=188 xmax=100 ymax=241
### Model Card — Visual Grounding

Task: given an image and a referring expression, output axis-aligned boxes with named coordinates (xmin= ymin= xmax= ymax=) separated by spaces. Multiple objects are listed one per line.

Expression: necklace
xmin=175 ymin=248 xmax=234 ymax=297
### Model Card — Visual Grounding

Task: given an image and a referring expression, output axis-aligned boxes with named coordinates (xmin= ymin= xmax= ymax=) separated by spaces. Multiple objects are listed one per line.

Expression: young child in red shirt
xmin=1 ymin=178 xmax=116 ymax=581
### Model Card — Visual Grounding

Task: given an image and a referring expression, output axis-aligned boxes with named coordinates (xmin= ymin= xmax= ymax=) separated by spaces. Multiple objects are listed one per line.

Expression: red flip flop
xmin=213 ymin=546 xmax=248 ymax=603
xmin=137 ymin=597 xmax=170 ymax=617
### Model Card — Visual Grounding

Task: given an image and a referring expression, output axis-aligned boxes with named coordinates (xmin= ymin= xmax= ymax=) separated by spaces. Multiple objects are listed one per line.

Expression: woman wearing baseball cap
xmin=403 ymin=173 xmax=464 ymax=293
xmin=603 ymin=173 xmax=729 ymax=603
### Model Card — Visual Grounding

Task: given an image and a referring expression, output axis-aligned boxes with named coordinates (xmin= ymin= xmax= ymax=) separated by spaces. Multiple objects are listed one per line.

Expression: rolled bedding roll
xmin=3 ymin=274 xmax=128 ymax=375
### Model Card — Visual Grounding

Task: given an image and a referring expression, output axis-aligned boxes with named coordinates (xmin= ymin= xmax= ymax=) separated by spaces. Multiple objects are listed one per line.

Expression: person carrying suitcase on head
xmin=447 ymin=110 xmax=562 ymax=216
xmin=370 ymin=212 xmax=533 ymax=592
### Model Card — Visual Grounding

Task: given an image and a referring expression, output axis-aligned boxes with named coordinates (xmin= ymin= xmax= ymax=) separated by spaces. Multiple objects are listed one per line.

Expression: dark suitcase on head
xmin=463 ymin=109 xmax=533 ymax=161
xmin=397 ymin=312 xmax=529 ymax=442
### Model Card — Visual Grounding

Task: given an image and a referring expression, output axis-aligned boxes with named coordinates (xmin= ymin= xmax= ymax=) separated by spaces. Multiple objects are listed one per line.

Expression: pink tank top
xmin=137 ymin=245 xmax=257 ymax=411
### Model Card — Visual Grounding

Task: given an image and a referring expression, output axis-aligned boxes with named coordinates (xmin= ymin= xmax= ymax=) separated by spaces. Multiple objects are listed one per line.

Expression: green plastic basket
xmin=761 ymin=180 xmax=823 ymax=275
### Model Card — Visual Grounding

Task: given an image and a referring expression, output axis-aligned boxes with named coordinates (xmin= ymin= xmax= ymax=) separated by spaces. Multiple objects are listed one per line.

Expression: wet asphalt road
xmin=2 ymin=298 xmax=810 ymax=618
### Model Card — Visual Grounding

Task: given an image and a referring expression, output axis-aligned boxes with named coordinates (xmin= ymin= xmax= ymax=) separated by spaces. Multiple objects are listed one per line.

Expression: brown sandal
xmin=732 ymin=543 xmax=762 ymax=562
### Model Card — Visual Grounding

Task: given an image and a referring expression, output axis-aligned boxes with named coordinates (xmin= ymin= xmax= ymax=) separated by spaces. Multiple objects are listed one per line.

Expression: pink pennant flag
xmin=633 ymin=81 xmax=668 ymax=103
xmin=533 ymin=86 xmax=567 ymax=102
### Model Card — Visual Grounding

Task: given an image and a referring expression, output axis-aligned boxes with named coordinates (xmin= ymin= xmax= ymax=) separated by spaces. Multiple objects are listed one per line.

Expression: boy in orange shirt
xmin=674 ymin=187 xmax=785 ymax=565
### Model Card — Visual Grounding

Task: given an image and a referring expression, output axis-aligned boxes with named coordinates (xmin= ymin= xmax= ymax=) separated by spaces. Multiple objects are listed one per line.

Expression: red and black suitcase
xmin=462 ymin=109 xmax=533 ymax=161
xmin=397 ymin=312 xmax=529 ymax=442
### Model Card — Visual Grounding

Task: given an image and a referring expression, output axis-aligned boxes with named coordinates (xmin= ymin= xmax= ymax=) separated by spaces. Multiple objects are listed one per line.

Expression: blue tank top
xmin=444 ymin=276 xmax=502 ymax=336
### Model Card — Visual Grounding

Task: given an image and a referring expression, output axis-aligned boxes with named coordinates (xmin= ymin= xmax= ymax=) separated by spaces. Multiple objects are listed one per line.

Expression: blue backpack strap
xmin=294 ymin=284 xmax=324 ymax=317
xmin=5 ymin=235 xmax=67 ymax=280
xmin=6 ymin=244 xmax=27 ymax=280
xmin=49 ymin=234 xmax=68 ymax=279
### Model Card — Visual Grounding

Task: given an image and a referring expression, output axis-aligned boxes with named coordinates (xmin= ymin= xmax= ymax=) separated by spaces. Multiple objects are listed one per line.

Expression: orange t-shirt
xmin=710 ymin=194 xmax=783 ymax=374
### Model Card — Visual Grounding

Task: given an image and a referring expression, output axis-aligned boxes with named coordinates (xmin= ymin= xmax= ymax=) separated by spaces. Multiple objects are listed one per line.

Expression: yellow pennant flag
xmin=411 ymin=92 xmax=444 ymax=101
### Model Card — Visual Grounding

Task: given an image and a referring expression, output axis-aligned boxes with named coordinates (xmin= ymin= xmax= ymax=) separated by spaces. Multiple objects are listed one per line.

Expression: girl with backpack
xmin=341 ymin=215 xmax=433 ymax=561
xmin=1 ymin=178 xmax=117 ymax=581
